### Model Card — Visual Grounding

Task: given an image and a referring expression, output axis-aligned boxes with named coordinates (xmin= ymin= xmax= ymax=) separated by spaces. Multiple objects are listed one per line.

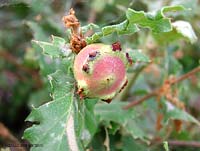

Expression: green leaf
xmin=81 ymin=99 xmax=99 ymax=146
xmin=156 ymin=5 xmax=186 ymax=19
xmin=51 ymin=35 xmax=66 ymax=46
xmin=31 ymin=42 xmax=60 ymax=76
xmin=23 ymin=70 xmax=84 ymax=151
xmin=27 ymin=21 xmax=61 ymax=76
xmin=33 ymin=35 xmax=71 ymax=58
xmin=86 ymin=20 xmax=139 ymax=44
xmin=164 ymin=102 xmax=200 ymax=126
xmin=86 ymin=5 xmax=185 ymax=43
xmin=94 ymin=102 xmax=137 ymax=126
xmin=154 ymin=21 xmax=198 ymax=44
xmin=102 ymin=20 xmax=139 ymax=36
xmin=86 ymin=32 xmax=103 ymax=44
xmin=126 ymin=5 xmax=185 ymax=33
xmin=24 ymin=95 xmax=77 ymax=151
xmin=95 ymin=102 xmax=150 ymax=143
xmin=126 ymin=120 xmax=150 ymax=143
xmin=126 ymin=10 xmax=170 ymax=33
xmin=81 ymin=23 xmax=100 ymax=34
xmin=48 ymin=70 xmax=74 ymax=99
xmin=24 ymin=69 xmax=98 ymax=151
xmin=128 ymin=49 xmax=151 ymax=63
xmin=122 ymin=136 xmax=147 ymax=151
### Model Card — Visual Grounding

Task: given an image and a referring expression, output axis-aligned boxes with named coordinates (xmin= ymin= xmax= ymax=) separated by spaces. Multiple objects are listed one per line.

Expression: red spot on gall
xmin=112 ymin=41 xmax=122 ymax=51
xmin=126 ymin=53 xmax=133 ymax=65
xmin=82 ymin=64 xmax=89 ymax=73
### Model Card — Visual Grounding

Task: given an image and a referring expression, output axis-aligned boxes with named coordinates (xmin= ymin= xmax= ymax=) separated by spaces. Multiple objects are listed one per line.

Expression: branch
xmin=171 ymin=66 xmax=200 ymax=84
xmin=0 ymin=51 xmax=42 ymax=88
xmin=123 ymin=91 xmax=157 ymax=109
xmin=0 ymin=51 xmax=36 ymax=75
xmin=123 ymin=66 xmax=200 ymax=109
xmin=168 ymin=140 xmax=200 ymax=148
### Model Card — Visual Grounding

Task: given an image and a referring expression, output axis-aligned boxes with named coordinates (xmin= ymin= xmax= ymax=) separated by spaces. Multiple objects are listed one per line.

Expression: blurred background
xmin=0 ymin=0 xmax=200 ymax=151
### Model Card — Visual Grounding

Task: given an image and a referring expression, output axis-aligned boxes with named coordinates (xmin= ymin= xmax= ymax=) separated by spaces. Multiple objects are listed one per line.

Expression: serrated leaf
xmin=86 ymin=20 xmax=139 ymax=44
xmin=86 ymin=32 xmax=103 ymax=44
xmin=51 ymin=35 xmax=66 ymax=46
xmin=81 ymin=23 xmax=100 ymax=34
xmin=102 ymin=20 xmax=139 ymax=36
xmin=126 ymin=10 xmax=170 ymax=33
xmin=23 ymin=70 xmax=84 ymax=151
xmin=156 ymin=5 xmax=185 ymax=19
xmin=27 ymin=21 xmax=61 ymax=76
xmin=24 ymin=95 xmax=78 ymax=151
xmin=33 ymin=41 xmax=60 ymax=57
xmin=94 ymin=102 xmax=137 ymax=126
xmin=86 ymin=6 xmax=184 ymax=43
xmin=154 ymin=20 xmax=198 ymax=44
xmin=33 ymin=36 xmax=71 ymax=58
xmin=128 ymin=49 xmax=151 ymax=63
xmin=164 ymin=102 xmax=200 ymax=126
xmin=31 ymin=42 xmax=58 ymax=76
xmin=24 ymin=70 xmax=98 ymax=151
xmin=126 ymin=5 xmax=185 ymax=33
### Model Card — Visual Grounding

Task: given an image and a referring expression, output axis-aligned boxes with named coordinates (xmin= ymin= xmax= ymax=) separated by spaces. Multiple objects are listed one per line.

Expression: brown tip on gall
xmin=76 ymin=88 xmax=83 ymax=94
xmin=76 ymin=88 xmax=85 ymax=100
xmin=112 ymin=41 xmax=122 ymax=51
xmin=102 ymin=99 xmax=112 ymax=103
xmin=82 ymin=64 xmax=89 ymax=73
xmin=126 ymin=53 xmax=133 ymax=65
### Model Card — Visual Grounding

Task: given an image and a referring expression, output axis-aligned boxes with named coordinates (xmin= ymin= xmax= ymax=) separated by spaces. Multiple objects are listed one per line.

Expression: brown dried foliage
xmin=62 ymin=8 xmax=86 ymax=54
xmin=155 ymin=76 xmax=185 ymax=132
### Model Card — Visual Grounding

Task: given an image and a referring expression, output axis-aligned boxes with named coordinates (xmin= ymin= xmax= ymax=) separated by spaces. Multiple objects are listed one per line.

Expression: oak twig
xmin=168 ymin=140 xmax=200 ymax=148
xmin=123 ymin=66 xmax=200 ymax=109
xmin=171 ymin=67 xmax=200 ymax=84
xmin=123 ymin=91 xmax=157 ymax=109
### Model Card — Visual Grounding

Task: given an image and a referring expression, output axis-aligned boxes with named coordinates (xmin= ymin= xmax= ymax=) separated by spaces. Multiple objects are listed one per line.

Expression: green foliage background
xmin=0 ymin=0 xmax=200 ymax=151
